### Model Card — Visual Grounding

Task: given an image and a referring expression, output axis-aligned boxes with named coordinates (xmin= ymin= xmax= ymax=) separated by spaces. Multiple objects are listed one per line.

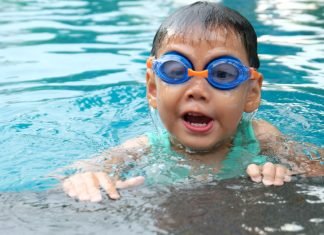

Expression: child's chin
xmin=183 ymin=137 xmax=230 ymax=153
xmin=171 ymin=134 xmax=222 ymax=153
xmin=181 ymin=142 xmax=217 ymax=153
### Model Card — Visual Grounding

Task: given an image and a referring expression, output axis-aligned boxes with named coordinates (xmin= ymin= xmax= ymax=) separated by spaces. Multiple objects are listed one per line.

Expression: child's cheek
xmin=216 ymin=89 xmax=248 ymax=129
xmin=156 ymin=82 xmax=183 ymax=106
xmin=217 ymin=88 xmax=247 ymax=111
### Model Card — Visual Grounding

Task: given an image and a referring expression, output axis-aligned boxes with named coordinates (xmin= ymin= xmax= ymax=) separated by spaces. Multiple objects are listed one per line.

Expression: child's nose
xmin=185 ymin=76 xmax=211 ymax=101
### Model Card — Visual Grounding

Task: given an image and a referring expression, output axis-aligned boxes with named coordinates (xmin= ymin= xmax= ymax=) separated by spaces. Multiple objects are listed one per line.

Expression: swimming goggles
xmin=146 ymin=52 xmax=262 ymax=90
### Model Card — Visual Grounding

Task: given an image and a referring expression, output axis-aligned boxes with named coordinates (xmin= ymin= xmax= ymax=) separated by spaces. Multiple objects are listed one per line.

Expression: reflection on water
xmin=0 ymin=178 xmax=323 ymax=234
xmin=0 ymin=0 xmax=323 ymax=233
xmin=256 ymin=0 xmax=324 ymax=86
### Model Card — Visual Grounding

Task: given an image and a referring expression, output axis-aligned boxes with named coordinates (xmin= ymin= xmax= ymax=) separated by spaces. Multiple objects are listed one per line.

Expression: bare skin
xmin=62 ymin=121 xmax=323 ymax=202
xmin=249 ymin=120 xmax=323 ymax=184
xmin=62 ymin=27 xmax=323 ymax=202
xmin=62 ymin=120 xmax=323 ymax=202
xmin=63 ymin=173 xmax=145 ymax=202
xmin=62 ymin=136 xmax=148 ymax=202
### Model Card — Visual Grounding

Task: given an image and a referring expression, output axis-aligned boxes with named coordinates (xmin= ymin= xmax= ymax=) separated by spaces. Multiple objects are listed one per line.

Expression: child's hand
xmin=63 ymin=172 xmax=145 ymax=202
xmin=246 ymin=162 xmax=292 ymax=186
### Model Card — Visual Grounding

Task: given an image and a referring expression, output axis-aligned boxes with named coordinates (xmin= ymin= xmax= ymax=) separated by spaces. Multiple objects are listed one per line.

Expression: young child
xmin=63 ymin=1 xmax=323 ymax=202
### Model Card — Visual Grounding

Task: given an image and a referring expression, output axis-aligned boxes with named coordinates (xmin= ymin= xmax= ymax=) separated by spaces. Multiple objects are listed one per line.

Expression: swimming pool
xmin=0 ymin=0 xmax=323 ymax=234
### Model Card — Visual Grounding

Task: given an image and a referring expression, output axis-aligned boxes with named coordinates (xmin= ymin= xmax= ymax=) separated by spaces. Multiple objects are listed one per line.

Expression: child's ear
xmin=146 ymin=66 xmax=157 ymax=109
xmin=244 ymin=75 xmax=263 ymax=113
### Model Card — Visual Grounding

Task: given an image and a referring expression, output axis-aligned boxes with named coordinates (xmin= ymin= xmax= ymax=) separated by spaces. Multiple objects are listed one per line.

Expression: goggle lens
xmin=210 ymin=63 xmax=239 ymax=84
xmin=161 ymin=60 xmax=187 ymax=80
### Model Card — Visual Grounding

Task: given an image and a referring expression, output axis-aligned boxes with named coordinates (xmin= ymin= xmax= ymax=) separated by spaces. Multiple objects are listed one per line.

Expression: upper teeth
xmin=188 ymin=112 xmax=203 ymax=116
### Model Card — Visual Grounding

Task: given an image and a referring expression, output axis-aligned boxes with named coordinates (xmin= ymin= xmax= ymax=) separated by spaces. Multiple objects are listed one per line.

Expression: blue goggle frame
xmin=147 ymin=52 xmax=262 ymax=90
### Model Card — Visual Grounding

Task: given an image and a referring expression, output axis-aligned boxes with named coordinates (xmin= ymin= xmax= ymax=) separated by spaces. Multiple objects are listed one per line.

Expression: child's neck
xmin=169 ymin=136 xmax=233 ymax=165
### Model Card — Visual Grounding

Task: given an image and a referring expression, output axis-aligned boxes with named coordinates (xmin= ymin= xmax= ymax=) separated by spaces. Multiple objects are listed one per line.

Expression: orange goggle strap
xmin=250 ymin=68 xmax=263 ymax=86
xmin=146 ymin=58 xmax=153 ymax=69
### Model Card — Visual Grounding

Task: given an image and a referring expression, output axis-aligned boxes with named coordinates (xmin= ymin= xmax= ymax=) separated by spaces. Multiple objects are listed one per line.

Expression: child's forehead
xmin=156 ymin=26 xmax=244 ymax=56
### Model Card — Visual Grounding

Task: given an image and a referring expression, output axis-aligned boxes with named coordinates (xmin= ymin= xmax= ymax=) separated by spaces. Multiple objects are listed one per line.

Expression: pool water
xmin=0 ymin=0 xmax=323 ymax=234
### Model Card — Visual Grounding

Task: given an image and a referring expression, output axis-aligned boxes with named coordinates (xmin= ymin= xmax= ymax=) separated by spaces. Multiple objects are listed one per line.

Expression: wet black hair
xmin=150 ymin=1 xmax=260 ymax=68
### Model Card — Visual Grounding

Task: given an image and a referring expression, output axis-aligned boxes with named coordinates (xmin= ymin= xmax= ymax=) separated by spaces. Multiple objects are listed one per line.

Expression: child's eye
xmin=212 ymin=64 xmax=238 ymax=83
xmin=163 ymin=61 xmax=186 ymax=79
xmin=215 ymin=70 xmax=235 ymax=80
xmin=216 ymin=71 xmax=228 ymax=78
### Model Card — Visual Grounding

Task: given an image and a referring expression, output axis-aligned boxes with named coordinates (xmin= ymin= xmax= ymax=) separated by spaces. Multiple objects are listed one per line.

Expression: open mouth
xmin=182 ymin=112 xmax=214 ymax=133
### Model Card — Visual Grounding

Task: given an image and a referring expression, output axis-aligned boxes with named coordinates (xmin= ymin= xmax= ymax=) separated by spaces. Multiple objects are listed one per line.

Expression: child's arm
xmin=246 ymin=120 xmax=323 ymax=185
xmin=62 ymin=136 xmax=148 ymax=202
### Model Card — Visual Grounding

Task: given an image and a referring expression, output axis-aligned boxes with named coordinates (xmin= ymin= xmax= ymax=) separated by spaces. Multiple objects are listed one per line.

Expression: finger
xmin=116 ymin=176 xmax=145 ymax=189
xmin=262 ymin=162 xmax=276 ymax=186
xmin=95 ymin=172 xmax=120 ymax=200
xmin=284 ymin=169 xmax=292 ymax=182
xmin=81 ymin=172 xmax=102 ymax=202
xmin=273 ymin=165 xmax=286 ymax=186
xmin=69 ymin=174 xmax=90 ymax=201
xmin=63 ymin=178 xmax=77 ymax=198
xmin=246 ymin=164 xmax=262 ymax=182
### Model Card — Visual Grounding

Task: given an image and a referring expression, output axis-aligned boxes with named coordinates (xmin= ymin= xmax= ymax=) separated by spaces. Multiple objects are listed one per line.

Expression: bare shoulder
xmin=103 ymin=135 xmax=149 ymax=159
xmin=252 ymin=119 xmax=282 ymax=144
xmin=64 ymin=136 xmax=149 ymax=173
xmin=92 ymin=136 xmax=149 ymax=164
xmin=119 ymin=135 xmax=149 ymax=149
xmin=252 ymin=120 xmax=324 ymax=176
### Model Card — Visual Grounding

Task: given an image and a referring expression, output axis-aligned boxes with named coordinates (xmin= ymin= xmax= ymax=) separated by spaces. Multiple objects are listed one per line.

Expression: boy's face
xmin=146 ymin=29 xmax=262 ymax=151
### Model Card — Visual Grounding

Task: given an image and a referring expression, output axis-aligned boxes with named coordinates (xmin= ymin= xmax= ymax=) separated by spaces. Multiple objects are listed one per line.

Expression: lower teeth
xmin=190 ymin=122 xmax=207 ymax=127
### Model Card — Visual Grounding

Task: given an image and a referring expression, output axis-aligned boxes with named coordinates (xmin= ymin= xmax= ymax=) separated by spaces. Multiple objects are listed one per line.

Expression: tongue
xmin=185 ymin=114 xmax=211 ymax=124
